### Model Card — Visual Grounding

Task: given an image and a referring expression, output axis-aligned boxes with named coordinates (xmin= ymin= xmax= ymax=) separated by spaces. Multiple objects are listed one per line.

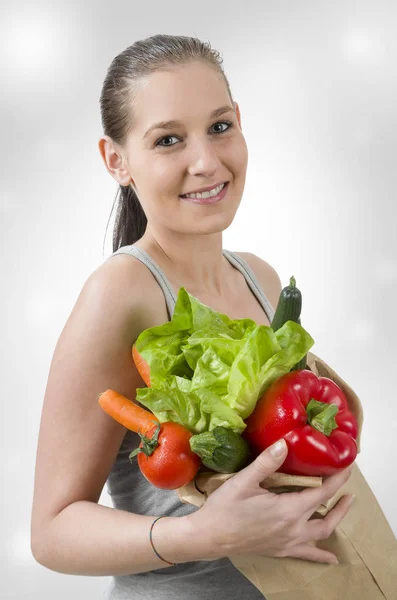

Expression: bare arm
xmin=31 ymin=255 xmax=354 ymax=575
xmin=30 ymin=258 xmax=216 ymax=576
xmin=34 ymin=502 xmax=207 ymax=576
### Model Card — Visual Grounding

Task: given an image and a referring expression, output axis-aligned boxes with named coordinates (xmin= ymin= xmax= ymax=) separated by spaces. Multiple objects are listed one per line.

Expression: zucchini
xmin=271 ymin=275 xmax=301 ymax=331
xmin=271 ymin=275 xmax=307 ymax=370
xmin=189 ymin=426 xmax=252 ymax=473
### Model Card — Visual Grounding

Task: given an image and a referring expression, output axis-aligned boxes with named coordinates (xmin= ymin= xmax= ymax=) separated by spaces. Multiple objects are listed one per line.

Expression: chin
xmin=168 ymin=193 xmax=242 ymax=235
xmin=185 ymin=210 xmax=238 ymax=235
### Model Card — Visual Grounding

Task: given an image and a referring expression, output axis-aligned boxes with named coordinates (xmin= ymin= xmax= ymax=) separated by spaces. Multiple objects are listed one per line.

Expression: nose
xmin=186 ymin=137 xmax=223 ymax=177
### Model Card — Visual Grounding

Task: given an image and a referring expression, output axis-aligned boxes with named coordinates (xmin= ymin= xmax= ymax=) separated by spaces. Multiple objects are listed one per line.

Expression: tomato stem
xmin=129 ymin=423 xmax=161 ymax=461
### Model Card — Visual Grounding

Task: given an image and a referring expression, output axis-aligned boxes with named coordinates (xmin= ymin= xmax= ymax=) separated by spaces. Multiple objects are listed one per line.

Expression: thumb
xmin=238 ymin=438 xmax=288 ymax=486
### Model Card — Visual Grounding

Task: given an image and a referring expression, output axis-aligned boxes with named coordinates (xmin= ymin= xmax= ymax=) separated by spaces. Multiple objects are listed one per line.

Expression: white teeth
xmin=183 ymin=183 xmax=225 ymax=199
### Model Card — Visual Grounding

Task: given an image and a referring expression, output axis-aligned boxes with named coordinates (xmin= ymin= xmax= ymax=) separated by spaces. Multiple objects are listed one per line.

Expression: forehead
xmin=132 ymin=62 xmax=231 ymax=135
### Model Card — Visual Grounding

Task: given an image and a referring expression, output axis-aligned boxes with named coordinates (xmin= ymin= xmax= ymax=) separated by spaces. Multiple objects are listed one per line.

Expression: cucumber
xmin=271 ymin=275 xmax=307 ymax=370
xmin=271 ymin=275 xmax=302 ymax=331
xmin=189 ymin=426 xmax=252 ymax=473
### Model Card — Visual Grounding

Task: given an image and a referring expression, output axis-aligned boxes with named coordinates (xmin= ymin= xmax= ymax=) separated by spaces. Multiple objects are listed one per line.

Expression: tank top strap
xmin=222 ymin=250 xmax=275 ymax=323
xmin=111 ymin=244 xmax=177 ymax=319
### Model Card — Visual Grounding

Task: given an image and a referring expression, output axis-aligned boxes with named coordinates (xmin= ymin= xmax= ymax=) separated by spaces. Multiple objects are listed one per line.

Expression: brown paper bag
xmin=177 ymin=351 xmax=397 ymax=599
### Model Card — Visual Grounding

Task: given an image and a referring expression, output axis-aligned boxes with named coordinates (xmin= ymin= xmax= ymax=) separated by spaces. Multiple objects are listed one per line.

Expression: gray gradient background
xmin=1 ymin=1 xmax=396 ymax=598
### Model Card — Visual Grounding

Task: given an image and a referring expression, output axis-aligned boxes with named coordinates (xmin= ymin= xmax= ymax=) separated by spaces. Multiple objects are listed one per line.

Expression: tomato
xmin=132 ymin=422 xmax=201 ymax=489
xmin=132 ymin=344 xmax=151 ymax=387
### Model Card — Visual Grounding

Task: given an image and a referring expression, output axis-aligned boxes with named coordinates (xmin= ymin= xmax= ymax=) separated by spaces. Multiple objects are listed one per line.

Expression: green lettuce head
xmin=134 ymin=287 xmax=314 ymax=434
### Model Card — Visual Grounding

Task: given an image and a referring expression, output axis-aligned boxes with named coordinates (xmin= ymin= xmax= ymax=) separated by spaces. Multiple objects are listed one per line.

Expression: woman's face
xmin=122 ymin=61 xmax=248 ymax=236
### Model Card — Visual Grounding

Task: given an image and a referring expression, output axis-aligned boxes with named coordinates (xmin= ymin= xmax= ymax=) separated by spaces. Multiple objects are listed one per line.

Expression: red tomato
xmin=136 ymin=422 xmax=201 ymax=489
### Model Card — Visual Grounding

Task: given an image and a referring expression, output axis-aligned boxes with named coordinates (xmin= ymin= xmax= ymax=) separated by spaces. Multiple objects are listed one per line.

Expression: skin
xmin=30 ymin=60 xmax=354 ymax=577
xmin=112 ymin=61 xmax=354 ymax=562
xmin=99 ymin=61 xmax=253 ymax=299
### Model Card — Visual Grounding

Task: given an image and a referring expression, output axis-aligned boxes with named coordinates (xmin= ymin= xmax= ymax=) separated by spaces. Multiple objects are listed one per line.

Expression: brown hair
xmin=99 ymin=34 xmax=234 ymax=253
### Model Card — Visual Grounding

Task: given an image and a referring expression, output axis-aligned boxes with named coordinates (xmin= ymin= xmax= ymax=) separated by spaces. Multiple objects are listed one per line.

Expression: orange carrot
xmin=98 ymin=389 xmax=159 ymax=434
xmin=132 ymin=344 xmax=151 ymax=387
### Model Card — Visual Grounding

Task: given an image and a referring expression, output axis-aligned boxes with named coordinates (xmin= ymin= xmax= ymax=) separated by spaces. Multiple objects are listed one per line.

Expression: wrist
xmin=152 ymin=512 xmax=222 ymax=564
xmin=183 ymin=510 xmax=226 ymax=561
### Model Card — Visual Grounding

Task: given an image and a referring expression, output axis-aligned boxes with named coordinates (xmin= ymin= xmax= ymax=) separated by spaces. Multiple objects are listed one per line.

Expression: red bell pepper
xmin=242 ymin=369 xmax=358 ymax=476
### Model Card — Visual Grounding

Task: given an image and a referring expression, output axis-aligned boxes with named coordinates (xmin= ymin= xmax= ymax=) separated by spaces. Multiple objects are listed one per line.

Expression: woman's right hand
xmin=188 ymin=438 xmax=354 ymax=565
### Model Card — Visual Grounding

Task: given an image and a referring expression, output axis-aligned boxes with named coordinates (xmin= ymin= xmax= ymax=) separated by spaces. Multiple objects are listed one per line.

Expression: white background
xmin=1 ymin=0 xmax=396 ymax=598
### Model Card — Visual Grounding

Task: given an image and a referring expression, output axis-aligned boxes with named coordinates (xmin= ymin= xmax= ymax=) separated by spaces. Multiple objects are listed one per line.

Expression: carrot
xmin=98 ymin=389 xmax=159 ymax=434
xmin=132 ymin=344 xmax=151 ymax=387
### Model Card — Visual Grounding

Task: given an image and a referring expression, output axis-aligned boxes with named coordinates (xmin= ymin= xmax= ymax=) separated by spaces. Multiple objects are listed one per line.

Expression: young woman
xmin=30 ymin=34 xmax=354 ymax=599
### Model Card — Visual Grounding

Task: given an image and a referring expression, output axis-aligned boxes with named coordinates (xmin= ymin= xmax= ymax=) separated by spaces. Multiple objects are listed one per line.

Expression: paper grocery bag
xmin=177 ymin=351 xmax=397 ymax=599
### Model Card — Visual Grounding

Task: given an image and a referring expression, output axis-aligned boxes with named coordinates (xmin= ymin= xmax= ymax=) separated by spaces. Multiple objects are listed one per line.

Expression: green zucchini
xmin=189 ymin=426 xmax=252 ymax=473
xmin=271 ymin=275 xmax=307 ymax=370
xmin=271 ymin=275 xmax=301 ymax=331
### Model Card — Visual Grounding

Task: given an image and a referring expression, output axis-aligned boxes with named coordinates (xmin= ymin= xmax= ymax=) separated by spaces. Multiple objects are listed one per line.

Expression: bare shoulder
xmin=84 ymin=252 xmax=170 ymax=327
xmin=31 ymin=252 xmax=166 ymax=535
xmin=89 ymin=252 xmax=164 ymax=309
xmin=234 ymin=251 xmax=282 ymax=312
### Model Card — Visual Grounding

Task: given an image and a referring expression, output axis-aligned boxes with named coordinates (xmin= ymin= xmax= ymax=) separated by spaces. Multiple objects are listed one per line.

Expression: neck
xmin=138 ymin=226 xmax=229 ymax=297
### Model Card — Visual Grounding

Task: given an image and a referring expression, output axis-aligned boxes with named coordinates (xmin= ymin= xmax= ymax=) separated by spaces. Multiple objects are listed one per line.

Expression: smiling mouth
xmin=179 ymin=181 xmax=228 ymax=199
xmin=180 ymin=181 xmax=230 ymax=205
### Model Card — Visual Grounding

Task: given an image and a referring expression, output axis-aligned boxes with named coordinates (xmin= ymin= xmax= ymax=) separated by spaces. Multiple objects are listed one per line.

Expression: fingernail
xmin=329 ymin=557 xmax=339 ymax=565
xmin=347 ymin=494 xmax=356 ymax=507
xmin=269 ymin=439 xmax=286 ymax=458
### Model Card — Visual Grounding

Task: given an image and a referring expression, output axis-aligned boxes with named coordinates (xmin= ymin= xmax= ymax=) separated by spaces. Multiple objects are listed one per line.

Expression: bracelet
xmin=150 ymin=516 xmax=177 ymax=566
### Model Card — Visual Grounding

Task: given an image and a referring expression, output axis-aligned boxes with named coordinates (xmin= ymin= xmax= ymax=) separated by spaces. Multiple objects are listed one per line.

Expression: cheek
xmin=148 ymin=158 xmax=185 ymax=199
xmin=151 ymin=155 xmax=179 ymax=180
xmin=222 ymin=136 xmax=248 ymax=180
xmin=234 ymin=137 xmax=248 ymax=170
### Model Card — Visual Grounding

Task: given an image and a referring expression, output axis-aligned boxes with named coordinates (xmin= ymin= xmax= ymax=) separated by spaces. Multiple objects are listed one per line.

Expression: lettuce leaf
xmin=136 ymin=377 xmax=246 ymax=434
xmin=135 ymin=288 xmax=257 ymax=385
xmin=134 ymin=287 xmax=314 ymax=433
xmin=226 ymin=321 xmax=314 ymax=418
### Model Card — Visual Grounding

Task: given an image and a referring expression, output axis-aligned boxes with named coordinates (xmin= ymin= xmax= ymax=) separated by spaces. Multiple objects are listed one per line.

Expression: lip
xmin=180 ymin=181 xmax=228 ymax=196
xmin=181 ymin=181 xmax=229 ymax=205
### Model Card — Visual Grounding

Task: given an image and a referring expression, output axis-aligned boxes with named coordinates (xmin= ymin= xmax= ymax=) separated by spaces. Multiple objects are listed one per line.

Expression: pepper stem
xmin=306 ymin=399 xmax=338 ymax=436
xmin=129 ymin=423 xmax=161 ymax=461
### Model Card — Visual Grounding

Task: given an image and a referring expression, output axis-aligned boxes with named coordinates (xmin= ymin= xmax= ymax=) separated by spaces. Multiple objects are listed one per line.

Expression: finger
xmin=303 ymin=493 xmax=355 ymax=543
xmin=290 ymin=463 xmax=354 ymax=515
xmin=235 ymin=439 xmax=288 ymax=488
xmin=285 ymin=542 xmax=339 ymax=565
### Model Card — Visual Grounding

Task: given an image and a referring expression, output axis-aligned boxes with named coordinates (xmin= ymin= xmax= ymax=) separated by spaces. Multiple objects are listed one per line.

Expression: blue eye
xmin=154 ymin=120 xmax=234 ymax=148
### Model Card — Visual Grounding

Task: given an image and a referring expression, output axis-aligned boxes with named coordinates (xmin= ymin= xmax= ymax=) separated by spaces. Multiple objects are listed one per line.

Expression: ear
xmin=234 ymin=101 xmax=242 ymax=131
xmin=98 ymin=136 xmax=132 ymax=186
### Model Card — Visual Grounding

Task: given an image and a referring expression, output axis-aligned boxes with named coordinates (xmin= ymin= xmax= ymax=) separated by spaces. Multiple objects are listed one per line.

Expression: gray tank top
xmin=104 ymin=244 xmax=275 ymax=600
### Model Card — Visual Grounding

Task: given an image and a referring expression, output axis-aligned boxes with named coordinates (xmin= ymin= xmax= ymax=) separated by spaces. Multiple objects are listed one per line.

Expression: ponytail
xmin=112 ymin=184 xmax=147 ymax=251
xmin=103 ymin=184 xmax=147 ymax=256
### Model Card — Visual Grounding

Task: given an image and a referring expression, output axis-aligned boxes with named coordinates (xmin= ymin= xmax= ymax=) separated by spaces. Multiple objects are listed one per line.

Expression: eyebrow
xmin=143 ymin=105 xmax=235 ymax=140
